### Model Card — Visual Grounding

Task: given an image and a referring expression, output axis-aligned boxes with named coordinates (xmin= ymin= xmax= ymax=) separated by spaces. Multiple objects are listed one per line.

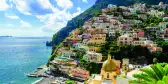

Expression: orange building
xmin=88 ymin=46 xmax=101 ymax=52
xmin=88 ymin=33 xmax=106 ymax=44
xmin=71 ymin=68 xmax=90 ymax=79
xmin=71 ymin=29 xmax=80 ymax=40
xmin=149 ymin=47 xmax=163 ymax=52
xmin=142 ymin=44 xmax=163 ymax=52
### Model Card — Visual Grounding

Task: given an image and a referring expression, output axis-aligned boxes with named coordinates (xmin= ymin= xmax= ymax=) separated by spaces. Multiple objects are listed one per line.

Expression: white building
xmin=83 ymin=22 xmax=92 ymax=29
xmin=146 ymin=27 xmax=161 ymax=31
xmin=92 ymin=23 xmax=110 ymax=29
xmin=107 ymin=4 xmax=117 ymax=8
xmin=147 ymin=10 xmax=165 ymax=17
xmin=83 ymin=52 xmax=102 ymax=63
xmin=72 ymin=43 xmax=81 ymax=49
xmin=133 ymin=40 xmax=154 ymax=46
xmin=61 ymin=52 xmax=76 ymax=59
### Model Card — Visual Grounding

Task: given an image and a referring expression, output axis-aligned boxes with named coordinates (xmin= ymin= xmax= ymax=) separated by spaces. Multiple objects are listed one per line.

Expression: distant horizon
xmin=0 ymin=36 xmax=52 ymax=38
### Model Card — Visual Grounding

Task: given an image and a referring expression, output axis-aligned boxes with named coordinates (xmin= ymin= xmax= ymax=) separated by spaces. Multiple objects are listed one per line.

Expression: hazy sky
xmin=0 ymin=0 xmax=96 ymax=37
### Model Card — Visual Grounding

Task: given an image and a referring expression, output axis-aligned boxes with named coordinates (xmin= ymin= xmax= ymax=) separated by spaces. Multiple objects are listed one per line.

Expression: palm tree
xmin=156 ymin=75 xmax=168 ymax=84
xmin=130 ymin=63 xmax=168 ymax=84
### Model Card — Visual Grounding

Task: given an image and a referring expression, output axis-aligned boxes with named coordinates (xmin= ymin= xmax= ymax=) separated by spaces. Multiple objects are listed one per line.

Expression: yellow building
xmin=88 ymin=33 xmax=106 ymax=44
xmin=88 ymin=55 xmax=118 ymax=84
xmin=88 ymin=46 xmax=101 ymax=52
xmin=71 ymin=29 xmax=80 ymax=40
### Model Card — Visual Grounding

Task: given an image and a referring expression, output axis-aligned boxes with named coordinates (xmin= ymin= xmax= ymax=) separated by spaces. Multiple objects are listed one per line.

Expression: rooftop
xmin=120 ymin=34 xmax=132 ymax=38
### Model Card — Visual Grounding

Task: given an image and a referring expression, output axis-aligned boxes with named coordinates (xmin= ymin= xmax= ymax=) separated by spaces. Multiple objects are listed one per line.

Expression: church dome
xmin=102 ymin=55 xmax=116 ymax=72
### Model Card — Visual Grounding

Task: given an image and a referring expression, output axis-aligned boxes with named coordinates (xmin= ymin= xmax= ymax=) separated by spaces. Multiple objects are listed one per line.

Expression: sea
xmin=0 ymin=37 xmax=52 ymax=84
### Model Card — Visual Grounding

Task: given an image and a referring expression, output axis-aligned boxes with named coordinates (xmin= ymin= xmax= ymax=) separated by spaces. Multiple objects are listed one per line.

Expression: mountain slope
xmin=51 ymin=0 xmax=167 ymax=45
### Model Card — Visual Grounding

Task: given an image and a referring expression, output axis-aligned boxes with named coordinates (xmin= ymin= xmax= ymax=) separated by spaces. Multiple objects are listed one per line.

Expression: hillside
xmin=51 ymin=0 xmax=168 ymax=45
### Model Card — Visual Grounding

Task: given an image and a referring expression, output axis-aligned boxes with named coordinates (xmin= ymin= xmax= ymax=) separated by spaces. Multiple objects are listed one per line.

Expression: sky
xmin=0 ymin=0 xmax=96 ymax=37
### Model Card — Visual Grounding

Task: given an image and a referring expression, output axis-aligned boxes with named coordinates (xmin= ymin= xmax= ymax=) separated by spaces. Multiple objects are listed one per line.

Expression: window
xmin=125 ymin=38 xmax=127 ymax=40
xmin=107 ymin=73 xmax=110 ymax=78
xmin=125 ymin=66 xmax=127 ymax=71
xmin=125 ymin=41 xmax=127 ymax=44
xmin=120 ymin=41 xmax=123 ymax=44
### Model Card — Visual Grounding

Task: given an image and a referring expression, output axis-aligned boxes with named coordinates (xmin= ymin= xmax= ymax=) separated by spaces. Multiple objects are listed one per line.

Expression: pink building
xmin=164 ymin=28 xmax=168 ymax=38
xmin=118 ymin=34 xmax=133 ymax=45
xmin=110 ymin=19 xmax=118 ymax=25
xmin=137 ymin=31 xmax=144 ymax=38
xmin=151 ymin=47 xmax=163 ymax=52
xmin=122 ymin=24 xmax=131 ymax=30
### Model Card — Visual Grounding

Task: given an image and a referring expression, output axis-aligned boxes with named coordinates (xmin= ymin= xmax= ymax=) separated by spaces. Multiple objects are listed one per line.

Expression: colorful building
xmin=83 ymin=52 xmax=102 ymax=63
xmin=71 ymin=68 xmax=90 ymax=79
xmin=88 ymin=33 xmax=106 ymax=44
xmin=132 ymin=40 xmax=153 ymax=46
xmin=134 ymin=30 xmax=145 ymax=38
xmin=88 ymin=55 xmax=121 ymax=84
xmin=57 ymin=49 xmax=73 ymax=55
xmin=83 ymin=22 xmax=92 ymax=29
xmin=163 ymin=28 xmax=168 ymax=38
xmin=147 ymin=10 xmax=165 ymax=17
xmin=71 ymin=29 xmax=80 ymax=40
xmin=117 ymin=34 xmax=133 ymax=46
xmin=88 ymin=46 xmax=101 ymax=52
xmin=146 ymin=27 xmax=161 ymax=32
xmin=72 ymin=43 xmax=81 ymax=49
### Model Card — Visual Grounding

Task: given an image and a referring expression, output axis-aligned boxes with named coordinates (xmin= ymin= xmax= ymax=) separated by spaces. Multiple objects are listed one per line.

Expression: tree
xmin=154 ymin=38 xmax=164 ymax=47
xmin=152 ymin=51 xmax=168 ymax=63
xmin=75 ymin=48 xmax=86 ymax=60
xmin=99 ymin=42 xmax=111 ymax=56
xmin=130 ymin=63 xmax=168 ymax=84
xmin=156 ymin=76 xmax=168 ymax=84
xmin=80 ymin=58 xmax=101 ymax=74
xmin=161 ymin=42 xmax=168 ymax=54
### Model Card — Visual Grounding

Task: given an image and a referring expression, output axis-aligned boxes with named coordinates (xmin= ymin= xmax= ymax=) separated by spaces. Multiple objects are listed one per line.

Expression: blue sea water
xmin=0 ymin=37 xmax=52 ymax=84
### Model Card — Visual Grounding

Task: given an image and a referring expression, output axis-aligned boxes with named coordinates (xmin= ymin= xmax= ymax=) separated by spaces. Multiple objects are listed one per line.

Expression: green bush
xmin=66 ymin=80 xmax=76 ymax=84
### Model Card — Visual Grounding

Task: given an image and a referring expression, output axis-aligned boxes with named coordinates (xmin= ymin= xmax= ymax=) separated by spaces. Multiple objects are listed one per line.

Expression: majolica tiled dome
xmin=102 ymin=55 xmax=116 ymax=72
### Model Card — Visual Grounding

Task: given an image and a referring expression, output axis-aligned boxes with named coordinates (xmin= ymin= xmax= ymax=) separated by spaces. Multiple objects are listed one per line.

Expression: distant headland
xmin=0 ymin=36 xmax=12 ymax=37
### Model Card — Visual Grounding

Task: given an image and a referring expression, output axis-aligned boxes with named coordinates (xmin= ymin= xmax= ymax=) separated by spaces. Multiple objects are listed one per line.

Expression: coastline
xmin=31 ymin=78 xmax=44 ymax=84
xmin=28 ymin=65 xmax=50 ymax=84
xmin=27 ymin=65 xmax=48 ymax=77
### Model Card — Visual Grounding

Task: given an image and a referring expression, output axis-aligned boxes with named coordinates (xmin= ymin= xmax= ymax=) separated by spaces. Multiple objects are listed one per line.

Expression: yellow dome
xmin=102 ymin=55 xmax=116 ymax=72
